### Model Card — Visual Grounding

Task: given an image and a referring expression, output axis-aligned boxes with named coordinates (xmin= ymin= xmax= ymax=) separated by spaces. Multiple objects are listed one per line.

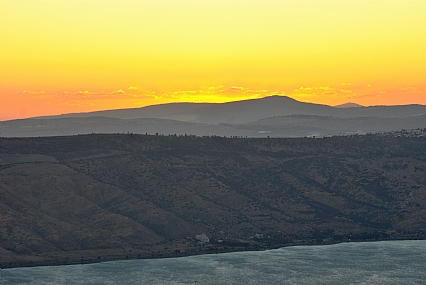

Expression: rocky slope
xmin=1 ymin=134 xmax=425 ymax=267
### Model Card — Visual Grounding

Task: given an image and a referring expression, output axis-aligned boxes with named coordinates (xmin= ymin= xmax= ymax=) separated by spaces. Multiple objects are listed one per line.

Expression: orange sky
xmin=1 ymin=0 xmax=426 ymax=120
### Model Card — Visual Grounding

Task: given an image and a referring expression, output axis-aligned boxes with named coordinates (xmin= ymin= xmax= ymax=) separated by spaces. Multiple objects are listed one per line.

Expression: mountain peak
xmin=264 ymin=95 xmax=296 ymax=100
xmin=334 ymin=102 xmax=364 ymax=108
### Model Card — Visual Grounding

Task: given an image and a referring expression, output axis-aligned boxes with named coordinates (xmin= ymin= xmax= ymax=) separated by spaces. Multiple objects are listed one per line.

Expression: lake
xmin=2 ymin=240 xmax=425 ymax=284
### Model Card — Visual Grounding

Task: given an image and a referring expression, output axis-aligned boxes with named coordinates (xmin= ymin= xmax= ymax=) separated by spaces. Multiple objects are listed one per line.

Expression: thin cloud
xmin=352 ymin=93 xmax=381 ymax=99
xmin=295 ymin=87 xmax=314 ymax=91
xmin=63 ymin=90 xmax=105 ymax=99
xmin=59 ymin=90 xmax=120 ymax=99
xmin=400 ymin=87 xmax=421 ymax=92
xmin=111 ymin=90 xmax=126 ymax=95
xmin=295 ymin=86 xmax=333 ymax=92
xmin=271 ymin=92 xmax=286 ymax=96
xmin=22 ymin=90 xmax=45 ymax=94
xmin=293 ymin=93 xmax=318 ymax=98
xmin=59 ymin=101 xmax=94 ymax=106
xmin=339 ymin=89 xmax=352 ymax=93
xmin=322 ymin=91 xmax=337 ymax=96
xmin=202 ymin=86 xmax=225 ymax=94
xmin=77 ymin=90 xmax=100 ymax=95
xmin=31 ymin=94 xmax=56 ymax=99
xmin=230 ymin=86 xmax=247 ymax=92
xmin=157 ymin=85 xmax=272 ymax=102
xmin=47 ymin=85 xmax=283 ymax=104
xmin=172 ymin=90 xmax=197 ymax=94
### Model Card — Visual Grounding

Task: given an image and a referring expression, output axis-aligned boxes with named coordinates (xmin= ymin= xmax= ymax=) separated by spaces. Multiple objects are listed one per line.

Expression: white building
xmin=195 ymin=234 xmax=209 ymax=243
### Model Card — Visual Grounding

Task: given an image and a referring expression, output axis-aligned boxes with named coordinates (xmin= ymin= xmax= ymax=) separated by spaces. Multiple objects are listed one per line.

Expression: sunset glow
xmin=1 ymin=0 xmax=426 ymax=120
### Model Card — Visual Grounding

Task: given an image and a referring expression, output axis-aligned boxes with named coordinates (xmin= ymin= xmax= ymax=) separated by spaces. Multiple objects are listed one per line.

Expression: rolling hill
xmin=2 ymin=96 xmax=426 ymax=138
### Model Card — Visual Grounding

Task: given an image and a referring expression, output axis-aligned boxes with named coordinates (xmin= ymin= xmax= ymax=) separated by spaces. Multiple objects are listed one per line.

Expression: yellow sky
xmin=1 ymin=0 xmax=426 ymax=120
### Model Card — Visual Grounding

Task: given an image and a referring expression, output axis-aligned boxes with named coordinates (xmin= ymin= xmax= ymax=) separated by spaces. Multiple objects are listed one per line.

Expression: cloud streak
xmin=22 ymin=90 xmax=45 ymax=94
xmin=400 ymin=87 xmax=421 ymax=92
xmin=294 ymin=86 xmax=333 ymax=92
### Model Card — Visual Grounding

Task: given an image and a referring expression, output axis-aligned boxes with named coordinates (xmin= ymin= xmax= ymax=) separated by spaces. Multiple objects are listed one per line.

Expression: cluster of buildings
xmin=380 ymin=128 xmax=426 ymax=138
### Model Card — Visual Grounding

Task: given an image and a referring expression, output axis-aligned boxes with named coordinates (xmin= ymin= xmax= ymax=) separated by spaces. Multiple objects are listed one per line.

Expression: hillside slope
xmin=3 ymin=96 xmax=426 ymax=138
xmin=1 ymin=134 xmax=426 ymax=267
xmin=39 ymin=96 xmax=426 ymax=123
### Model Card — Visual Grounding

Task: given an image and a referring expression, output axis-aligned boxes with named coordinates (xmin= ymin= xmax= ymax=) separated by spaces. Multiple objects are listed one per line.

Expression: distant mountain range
xmin=2 ymin=96 xmax=426 ymax=137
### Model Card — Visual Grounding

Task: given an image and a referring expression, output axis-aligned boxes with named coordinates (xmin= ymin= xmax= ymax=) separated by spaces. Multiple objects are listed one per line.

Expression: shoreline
xmin=3 ymin=237 xmax=425 ymax=269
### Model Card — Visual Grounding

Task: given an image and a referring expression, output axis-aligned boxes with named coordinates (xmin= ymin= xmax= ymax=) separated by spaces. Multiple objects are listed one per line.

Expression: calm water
xmin=2 ymin=240 xmax=425 ymax=285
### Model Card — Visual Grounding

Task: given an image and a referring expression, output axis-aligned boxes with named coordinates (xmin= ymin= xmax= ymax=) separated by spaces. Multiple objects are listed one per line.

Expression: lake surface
xmin=2 ymin=240 xmax=425 ymax=285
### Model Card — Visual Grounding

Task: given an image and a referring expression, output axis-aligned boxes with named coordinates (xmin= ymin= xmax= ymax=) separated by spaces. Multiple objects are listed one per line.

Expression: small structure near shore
xmin=195 ymin=234 xmax=210 ymax=244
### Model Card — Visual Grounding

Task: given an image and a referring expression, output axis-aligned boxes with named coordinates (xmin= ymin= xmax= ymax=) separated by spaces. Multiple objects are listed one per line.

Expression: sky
xmin=1 ymin=0 xmax=426 ymax=120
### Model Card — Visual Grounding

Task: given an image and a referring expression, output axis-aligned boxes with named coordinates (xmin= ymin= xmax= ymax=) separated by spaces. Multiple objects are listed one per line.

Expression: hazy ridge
xmin=2 ymin=96 xmax=426 ymax=138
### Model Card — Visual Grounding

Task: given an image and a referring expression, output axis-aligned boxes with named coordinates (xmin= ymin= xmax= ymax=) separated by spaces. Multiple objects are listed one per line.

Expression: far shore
xmin=3 ymin=236 xmax=425 ymax=269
